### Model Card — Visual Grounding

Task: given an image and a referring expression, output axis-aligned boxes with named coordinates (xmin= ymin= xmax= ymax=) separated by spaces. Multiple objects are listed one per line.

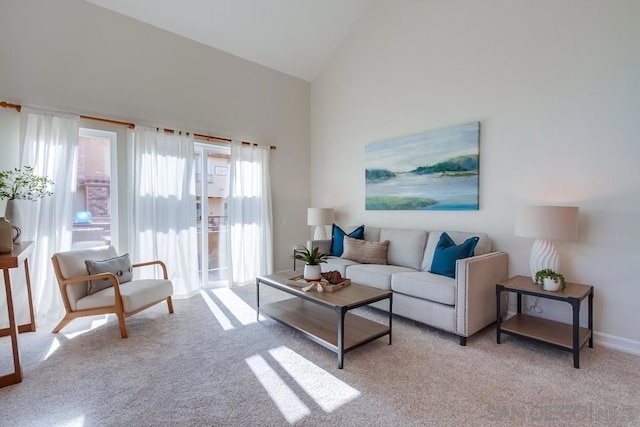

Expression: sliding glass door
xmin=195 ymin=144 xmax=230 ymax=287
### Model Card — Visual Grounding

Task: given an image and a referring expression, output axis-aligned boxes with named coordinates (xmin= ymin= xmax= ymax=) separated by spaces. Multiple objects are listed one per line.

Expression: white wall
xmin=311 ymin=0 xmax=640 ymax=344
xmin=0 ymin=0 xmax=311 ymax=274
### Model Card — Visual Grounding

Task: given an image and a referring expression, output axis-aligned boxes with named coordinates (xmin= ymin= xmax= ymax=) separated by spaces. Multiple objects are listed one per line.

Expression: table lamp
xmin=307 ymin=208 xmax=334 ymax=240
xmin=515 ymin=205 xmax=579 ymax=280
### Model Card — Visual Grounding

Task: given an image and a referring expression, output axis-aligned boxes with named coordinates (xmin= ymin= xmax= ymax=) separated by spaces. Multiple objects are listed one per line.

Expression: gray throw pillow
xmin=85 ymin=253 xmax=133 ymax=295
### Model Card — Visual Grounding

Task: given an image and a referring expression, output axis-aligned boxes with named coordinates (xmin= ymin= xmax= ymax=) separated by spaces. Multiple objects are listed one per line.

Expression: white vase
xmin=4 ymin=200 xmax=22 ymax=244
xmin=542 ymin=277 xmax=561 ymax=292
xmin=303 ymin=264 xmax=322 ymax=281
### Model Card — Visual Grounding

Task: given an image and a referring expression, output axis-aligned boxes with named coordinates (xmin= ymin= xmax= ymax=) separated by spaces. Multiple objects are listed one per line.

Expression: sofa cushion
xmin=391 ymin=271 xmax=456 ymax=306
xmin=85 ymin=253 xmax=133 ymax=295
xmin=379 ymin=228 xmax=428 ymax=270
xmin=346 ymin=264 xmax=416 ymax=291
xmin=341 ymin=237 xmax=389 ymax=264
xmin=421 ymin=231 xmax=491 ymax=271
xmin=363 ymin=227 xmax=381 ymax=242
xmin=430 ymin=233 xmax=479 ymax=278
xmin=321 ymin=257 xmax=361 ymax=277
xmin=330 ymin=224 xmax=365 ymax=256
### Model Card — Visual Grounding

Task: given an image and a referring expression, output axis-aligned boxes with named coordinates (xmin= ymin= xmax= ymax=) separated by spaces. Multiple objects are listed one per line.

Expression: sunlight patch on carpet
xmin=246 ymin=354 xmax=311 ymax=424
xmin=54 ymin=415 xmax=85 ymax=426
xmin=269 ymin=346 xmax=361 ymax=412
xmin=44 ymin=337 xmax=60 ymax=360
xmin=200 ymin=290 xmax=235 ymax=330
xmin=62 ymin=315 xmax=109 ymax=339
xmin=211 ymin=288 xmax=264 ymax=325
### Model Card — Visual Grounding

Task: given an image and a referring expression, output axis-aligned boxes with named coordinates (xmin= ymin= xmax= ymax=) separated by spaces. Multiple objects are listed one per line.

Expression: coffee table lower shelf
xmin=260 ymin=298 xmax=390 ymax=357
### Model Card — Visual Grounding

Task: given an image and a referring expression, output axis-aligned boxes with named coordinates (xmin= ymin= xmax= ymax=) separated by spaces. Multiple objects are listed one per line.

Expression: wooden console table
xmin=0 ymin=241 xmax=36 ymax=388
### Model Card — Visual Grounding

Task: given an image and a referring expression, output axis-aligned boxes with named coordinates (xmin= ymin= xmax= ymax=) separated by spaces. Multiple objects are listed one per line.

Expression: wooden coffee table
xmin=256 ymin=271 xmax=392 ymax=369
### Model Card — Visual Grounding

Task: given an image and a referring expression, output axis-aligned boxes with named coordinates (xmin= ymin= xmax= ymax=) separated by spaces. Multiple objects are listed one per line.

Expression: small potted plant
xmin=534 ymin=268 xmax=566 ymax=292
xmin=293 ymin=246 xmax=328 ymax=280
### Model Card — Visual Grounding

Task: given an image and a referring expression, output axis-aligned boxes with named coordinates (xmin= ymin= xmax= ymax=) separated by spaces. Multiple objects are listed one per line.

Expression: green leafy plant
xmin=534 ymin=268 xmax=566 ymax=291
xmin=293 ymin=246 xmax=328 ymax=266
xmin=0 ymin=166 xmax=54 ymax=201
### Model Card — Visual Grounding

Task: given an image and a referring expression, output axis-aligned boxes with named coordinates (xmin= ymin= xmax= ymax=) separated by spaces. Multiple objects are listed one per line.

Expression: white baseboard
xmin=594 ymin=332 xmax=640 ymax=356
xmin=504 ymin=310 xmax=640 ymax=356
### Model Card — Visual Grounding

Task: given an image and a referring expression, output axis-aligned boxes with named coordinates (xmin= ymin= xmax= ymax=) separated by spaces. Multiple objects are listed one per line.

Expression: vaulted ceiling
xmin=85 ymin=0 xmax=373 ymax=81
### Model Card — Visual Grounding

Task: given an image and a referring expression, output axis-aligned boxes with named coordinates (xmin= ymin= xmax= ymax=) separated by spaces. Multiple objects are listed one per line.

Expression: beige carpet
xmin=1 ymin=284 xmax=639 ymax=426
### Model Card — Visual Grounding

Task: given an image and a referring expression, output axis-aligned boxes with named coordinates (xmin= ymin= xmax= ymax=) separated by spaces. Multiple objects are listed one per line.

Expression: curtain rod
xmin=1 ymin=100 xmax=276 ymax=150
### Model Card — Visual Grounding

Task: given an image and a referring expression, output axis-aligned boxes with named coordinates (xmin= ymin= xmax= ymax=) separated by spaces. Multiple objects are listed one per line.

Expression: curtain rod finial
xmin=0 ymin=101 xmax=21 ymax=112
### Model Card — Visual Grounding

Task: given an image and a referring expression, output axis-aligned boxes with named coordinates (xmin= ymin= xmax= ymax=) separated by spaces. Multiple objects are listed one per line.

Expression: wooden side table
xmin=0 ymin=241 xmax=36 ymax=388
xmin=496 ymin=275 xmax=593 ymax=368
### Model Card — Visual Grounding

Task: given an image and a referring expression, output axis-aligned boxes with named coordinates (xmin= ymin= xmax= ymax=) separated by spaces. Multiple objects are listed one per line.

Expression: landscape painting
xmin=365 ymin=122 xmax=479 ymax=210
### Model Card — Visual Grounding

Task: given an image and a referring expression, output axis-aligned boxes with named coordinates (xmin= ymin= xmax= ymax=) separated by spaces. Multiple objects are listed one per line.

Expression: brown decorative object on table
xmin=322 ymin=270 xmax=343 ymax=284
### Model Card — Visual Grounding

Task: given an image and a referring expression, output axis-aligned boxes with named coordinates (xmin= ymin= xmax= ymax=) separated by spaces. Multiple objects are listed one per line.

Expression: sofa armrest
xmin=306 ymin=239 xmax=331 ymax=254
xmin=454 ymin=251 xmax=508 ymax=338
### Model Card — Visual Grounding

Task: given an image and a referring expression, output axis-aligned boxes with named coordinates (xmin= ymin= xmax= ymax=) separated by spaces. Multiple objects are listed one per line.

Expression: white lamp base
xmin=529 ymin=238 xmax=559 ymax=280
xmin=313 ymin=225 xmax=328 ymax=240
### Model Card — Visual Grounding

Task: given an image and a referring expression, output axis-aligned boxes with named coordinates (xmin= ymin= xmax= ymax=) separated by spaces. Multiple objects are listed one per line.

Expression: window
xmin=72 ymin=128 xmax=118 ymax=249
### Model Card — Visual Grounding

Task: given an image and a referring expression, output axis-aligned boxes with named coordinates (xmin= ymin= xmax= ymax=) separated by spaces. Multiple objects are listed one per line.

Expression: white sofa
xmin=310 ymin=227 xmax=508 ymax=345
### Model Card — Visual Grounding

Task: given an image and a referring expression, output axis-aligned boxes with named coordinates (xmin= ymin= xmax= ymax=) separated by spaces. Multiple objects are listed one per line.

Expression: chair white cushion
xmin=53 ymin=245 xmax=118 ymax=310
xmin=76 ymin=279 xmax=173 ymax=313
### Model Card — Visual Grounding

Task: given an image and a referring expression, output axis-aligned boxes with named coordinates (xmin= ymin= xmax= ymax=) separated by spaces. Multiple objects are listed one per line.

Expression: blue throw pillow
xmin=330 ymin=224 xmax=365 ymax=256
xmin=429 ymin=232 xmax=479 ymax=278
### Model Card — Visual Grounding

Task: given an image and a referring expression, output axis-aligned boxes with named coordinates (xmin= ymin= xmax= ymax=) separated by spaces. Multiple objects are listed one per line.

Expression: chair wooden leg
xmin=52 ymin=317 xmax=73 ymax=333
xmin=116 ymin=312 xmax=128 ymax=338
xmin=166 ymin=296 xmax=174 ymax=314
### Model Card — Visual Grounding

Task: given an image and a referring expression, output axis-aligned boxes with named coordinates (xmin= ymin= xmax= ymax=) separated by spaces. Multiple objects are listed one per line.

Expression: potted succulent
xmin=534 ymin=268 xmax=566 ymax=292
xmin=0 ymin=166 xmax=54 ymax=243
xmin=293 ymin=246 xmax=328 ymax=280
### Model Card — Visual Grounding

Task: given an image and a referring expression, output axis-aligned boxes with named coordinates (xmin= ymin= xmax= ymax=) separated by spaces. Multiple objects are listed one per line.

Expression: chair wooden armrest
xmin=55 ymin=271 xmax=123 ymax=309
xmin=60 ymin=272 xmax=121 ymax=287
xmin=132 ymin=260 xmax=168 ymax=279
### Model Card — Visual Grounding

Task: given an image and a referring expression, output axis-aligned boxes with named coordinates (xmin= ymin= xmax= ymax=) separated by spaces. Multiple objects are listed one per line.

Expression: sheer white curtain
xmin=227 ymin=142 xmax=273 ymax=285
xmin=19 ymin=108 xmax=79 ymax=322
xmin=127 ymin=127 xmax=199 ymax=296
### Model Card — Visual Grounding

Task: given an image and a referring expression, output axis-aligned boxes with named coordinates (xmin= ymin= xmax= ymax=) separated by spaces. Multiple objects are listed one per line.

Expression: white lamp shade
xmin=515 ymin=205 xmax=579 ymax=280
xmin=307 ymin=208 xmax=334 ymax=226
xmin=515 ymin=205 xmax=579 ymax=240
xmin=307 ymin=208 xmax=334 ymax=241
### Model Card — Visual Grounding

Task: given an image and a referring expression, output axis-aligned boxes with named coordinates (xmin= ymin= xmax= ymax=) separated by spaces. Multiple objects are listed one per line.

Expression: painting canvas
xmin=365 ymin=122 xmax=479 ymax=210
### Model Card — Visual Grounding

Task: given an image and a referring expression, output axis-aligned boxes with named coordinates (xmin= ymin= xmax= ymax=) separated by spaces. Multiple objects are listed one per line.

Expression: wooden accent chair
xmin=51 ymin=245 xmax=174 ymax=338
